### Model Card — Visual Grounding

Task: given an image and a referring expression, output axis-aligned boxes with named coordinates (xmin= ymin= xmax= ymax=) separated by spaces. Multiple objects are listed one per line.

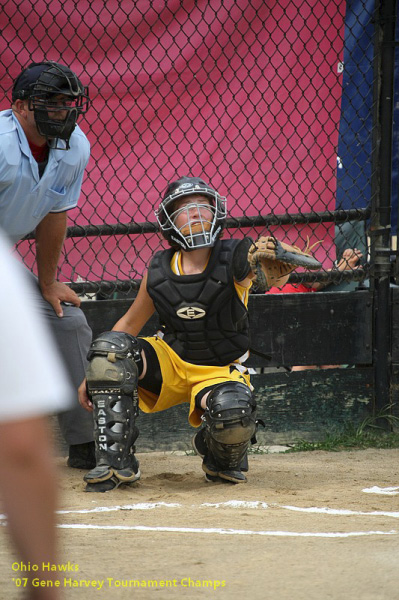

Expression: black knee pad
xmin=202 ymin=382 xmax=257 ymax=473
xmin=86 ymin=331 xmax=141 ymax=395
xmin=205 ymin=381 xmax=257 ymax=445
xmin=87 ymin=331 xmax=143 ymax=378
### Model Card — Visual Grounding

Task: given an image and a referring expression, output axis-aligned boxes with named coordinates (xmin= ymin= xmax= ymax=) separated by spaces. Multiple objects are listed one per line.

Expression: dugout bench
xmin=80 ymin=288 xmax=378 ymax=450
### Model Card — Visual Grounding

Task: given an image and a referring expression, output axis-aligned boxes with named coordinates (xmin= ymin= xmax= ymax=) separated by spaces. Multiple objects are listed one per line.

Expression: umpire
xmin=0 ymin=61 xmax=95 ymax=469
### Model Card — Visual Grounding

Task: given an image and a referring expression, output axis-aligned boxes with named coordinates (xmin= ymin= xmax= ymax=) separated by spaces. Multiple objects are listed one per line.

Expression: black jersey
xmin=146 ymin=239 xmax=250 ymax=366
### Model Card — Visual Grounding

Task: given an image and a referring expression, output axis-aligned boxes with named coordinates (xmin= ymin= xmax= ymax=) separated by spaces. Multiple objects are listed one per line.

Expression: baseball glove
xmin=248 ymin=236 xmax=322 ymax=291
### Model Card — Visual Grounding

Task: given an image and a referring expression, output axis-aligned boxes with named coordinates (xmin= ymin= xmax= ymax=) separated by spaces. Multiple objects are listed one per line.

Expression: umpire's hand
xmin=40 ymin=280 xmax=81 ymax=318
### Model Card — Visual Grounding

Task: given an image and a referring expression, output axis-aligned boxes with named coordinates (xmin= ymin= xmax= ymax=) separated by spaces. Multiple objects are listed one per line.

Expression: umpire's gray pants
xmin=26 ymin=272 xmax=94 ymax=445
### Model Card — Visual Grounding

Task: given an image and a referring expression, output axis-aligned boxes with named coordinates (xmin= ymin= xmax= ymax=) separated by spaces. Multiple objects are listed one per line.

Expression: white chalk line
xmin=56 ymin=523 xmax=399 ymax=538
xmin=2 ymin=499 xmax=398 ymax=538
xmin=57 ymin=501 xmax=181 ymax=515
xmin=362 ymin=486 xmax=399 ymax=496
xmin=54 ymin=500 xmax=399 ymax=519
xmin=202 ymin=500 xmax=268 ymax=509
xmin=2 ymin=498 xmax=399 ymax=526
xmin=279 ymin=505 xmax=399 ymax=518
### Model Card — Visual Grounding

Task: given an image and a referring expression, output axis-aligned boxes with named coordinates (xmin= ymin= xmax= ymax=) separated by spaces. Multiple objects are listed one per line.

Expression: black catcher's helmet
xmin=155 ymin=176 xmax=227 ymax=251
xmin=12 ymin=61 xmax=90 ymax=149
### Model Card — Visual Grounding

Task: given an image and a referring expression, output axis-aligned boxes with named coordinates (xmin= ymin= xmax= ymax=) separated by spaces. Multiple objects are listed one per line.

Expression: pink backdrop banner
xmin=1 ymin=1 xmax=346 ymax=281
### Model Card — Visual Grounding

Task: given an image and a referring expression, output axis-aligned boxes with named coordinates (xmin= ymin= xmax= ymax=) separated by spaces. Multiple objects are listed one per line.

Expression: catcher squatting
xmin=78 ymin=176 xmax=320 ymax=492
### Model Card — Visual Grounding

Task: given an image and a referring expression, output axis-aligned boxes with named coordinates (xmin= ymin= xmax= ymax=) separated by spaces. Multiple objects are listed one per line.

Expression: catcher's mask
xmin=155 ymin=176 xmax=227 ymax=251
xmin=12 ymin=61 xmax=90 ymax=150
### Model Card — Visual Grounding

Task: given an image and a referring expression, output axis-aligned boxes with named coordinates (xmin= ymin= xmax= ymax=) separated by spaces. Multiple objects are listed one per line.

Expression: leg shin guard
xmin=203 ymin=382 xmax=256 ymax=482
xmin=83 ymin=332 xmax=142 ymax=487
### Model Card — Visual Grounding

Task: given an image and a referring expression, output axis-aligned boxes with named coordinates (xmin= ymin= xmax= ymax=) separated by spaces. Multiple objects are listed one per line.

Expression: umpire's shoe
xmin=67 ymin=442 xmax=96 ymax=470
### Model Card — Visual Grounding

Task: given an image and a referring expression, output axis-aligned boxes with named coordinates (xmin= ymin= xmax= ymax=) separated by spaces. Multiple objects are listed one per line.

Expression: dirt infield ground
xmin=1 ymin=448 xmax=399 ymax=600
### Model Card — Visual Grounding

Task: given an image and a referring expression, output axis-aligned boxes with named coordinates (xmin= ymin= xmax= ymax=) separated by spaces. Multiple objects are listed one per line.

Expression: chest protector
xmin=147 ymin=239 xmax=250 ymax=366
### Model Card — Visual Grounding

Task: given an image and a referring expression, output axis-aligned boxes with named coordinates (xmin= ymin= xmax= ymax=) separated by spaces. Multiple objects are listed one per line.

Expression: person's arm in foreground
xmin=0 ymin=417 xmax=59 ymax=600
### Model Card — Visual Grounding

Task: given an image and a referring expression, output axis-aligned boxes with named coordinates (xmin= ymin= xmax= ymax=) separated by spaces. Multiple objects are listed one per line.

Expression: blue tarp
xmin=337 ymin=0 xmax=398 ymax=234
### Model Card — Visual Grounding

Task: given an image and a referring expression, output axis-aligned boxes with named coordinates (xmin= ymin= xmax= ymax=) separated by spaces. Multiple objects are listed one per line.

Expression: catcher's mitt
xmin=248 ymin=236 xmax=322 ymax=292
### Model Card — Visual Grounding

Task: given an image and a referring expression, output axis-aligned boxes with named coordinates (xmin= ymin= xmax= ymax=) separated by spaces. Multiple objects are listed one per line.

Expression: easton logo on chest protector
xmin=176 ymin=306 xmax=206 ymax=320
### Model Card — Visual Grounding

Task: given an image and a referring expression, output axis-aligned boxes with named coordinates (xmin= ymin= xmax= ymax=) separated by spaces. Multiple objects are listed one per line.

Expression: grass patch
xmin=286 ymin=409 xmax=399 ymax=452
xmin=286 ymin=430 xmax=399 ymax=452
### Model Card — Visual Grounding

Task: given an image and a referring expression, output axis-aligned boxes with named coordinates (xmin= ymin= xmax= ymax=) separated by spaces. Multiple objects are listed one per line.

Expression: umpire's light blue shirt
xmin=0 ymin=110 xmax=90 ymax=244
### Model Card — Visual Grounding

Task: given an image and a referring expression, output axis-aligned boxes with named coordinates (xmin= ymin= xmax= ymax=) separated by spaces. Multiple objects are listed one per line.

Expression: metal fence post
xmin=372 ymin=0 xmax=397 ymax=416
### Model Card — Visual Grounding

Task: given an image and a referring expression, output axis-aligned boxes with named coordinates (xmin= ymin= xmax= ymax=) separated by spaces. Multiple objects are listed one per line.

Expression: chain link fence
xmin=0 ymin=0 xmax=380 ymax=298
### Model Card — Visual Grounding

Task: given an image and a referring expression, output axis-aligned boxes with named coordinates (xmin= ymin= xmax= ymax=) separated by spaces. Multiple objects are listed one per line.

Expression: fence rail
xmin=0 ymin=0 xmax=379 ymax=293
